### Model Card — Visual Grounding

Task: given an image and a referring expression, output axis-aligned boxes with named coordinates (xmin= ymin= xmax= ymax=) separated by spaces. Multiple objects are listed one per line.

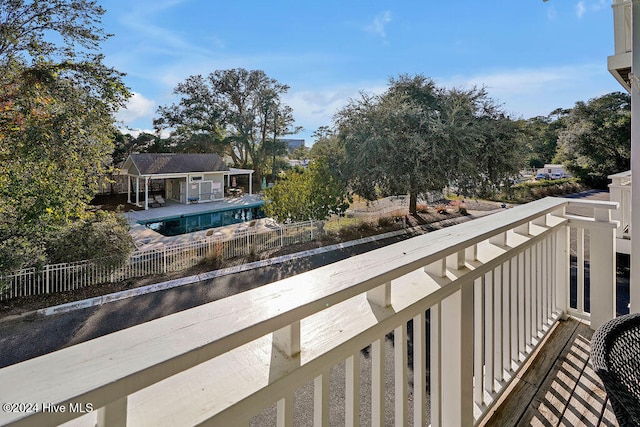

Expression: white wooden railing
xmin=0 ymin=220 xmax=319 ymax=301
xmin=0 ymin=197 xmax=618 ymax=427
xmin=609 ymin=170 xmax=631 ymax=245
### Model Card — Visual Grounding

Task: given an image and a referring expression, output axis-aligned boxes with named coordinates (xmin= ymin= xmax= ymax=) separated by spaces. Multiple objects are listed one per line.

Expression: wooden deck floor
xmin=482 ymin=317 xmax=619 ymax=427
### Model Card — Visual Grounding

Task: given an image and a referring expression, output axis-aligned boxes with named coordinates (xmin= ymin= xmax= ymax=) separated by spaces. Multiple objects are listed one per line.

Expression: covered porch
xmin=120 ymin=153 xmax=255 ymax=210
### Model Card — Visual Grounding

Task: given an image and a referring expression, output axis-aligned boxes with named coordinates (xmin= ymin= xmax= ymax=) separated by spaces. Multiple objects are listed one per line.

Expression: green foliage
xmin=335 ymin=74 xmax=523 ymax=214
xmin=554 ymin=92 xmax=630 ymax=189
xmin=263 ymin=158 xmax=350 ymax=222
xmin=0 ymin=0 xmax=130 ymax=274
xmin=505 ymin=178 xmax=585 ymax=202
xmin=516 ymin=109 xmax=569 ymax=168
xmin=155 ymin=68 xmax=301 ymax=181
xmin=46 ymin=211 xmax=134 ymax=268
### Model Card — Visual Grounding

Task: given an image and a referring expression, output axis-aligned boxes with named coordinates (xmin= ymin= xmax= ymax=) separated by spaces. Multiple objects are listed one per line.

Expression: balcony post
xmin=589 ymin=208 xmax=617 ymax=330
xmin=435 ymin=283 xmax=474 ymax=426
xmin=632 ymin=0 xmax=640 ymax=313
xmin=96 ymin=397 xmax=127 ymax=427
xmin=554 ymin=209 xmax=570 ymax=319
xmin=273 ymin=322 xmax=301 ymax=356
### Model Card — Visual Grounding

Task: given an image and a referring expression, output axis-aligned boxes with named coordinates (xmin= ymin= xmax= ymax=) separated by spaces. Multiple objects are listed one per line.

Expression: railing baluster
xmin=394 ymin=323 xmax=408 ymax=426
xmin=577 ymin=227 xmax=585 ymax=313
xmin=314 ymin=370 xmax=329 ymax=427
xmin=277 ymin=393 xmax=294 ymax=427
xmin=412 ymin=312 xmax=426 ymax=425
xmin=484 ymin=271 xmax=494 ymax=393
xmin=524 ymin=247 xmax=532 ymax=347
xmin=474 ymin=277 xmax=484 ymax=406
xmin=371 ymin=337 xmax=385 ymax=427
xmin=345 ymin=353 xmax=360 ymax=427
xmin=493 ymin=266 xmax=503 ymax=383
xmin=430 ymin=304 xmax=441 ymax=427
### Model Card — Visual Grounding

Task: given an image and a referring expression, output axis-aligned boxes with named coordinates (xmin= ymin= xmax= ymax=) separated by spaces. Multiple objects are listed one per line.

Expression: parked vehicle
xmin=535 ymin=173 xmax=551 ymax=180
xmin=550 ymin=173 xmax=563 ymax=180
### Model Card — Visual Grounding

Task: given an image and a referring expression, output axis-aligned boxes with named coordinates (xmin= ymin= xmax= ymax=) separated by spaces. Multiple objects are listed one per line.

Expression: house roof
xmin=125 ymin=153 xmax=229 ymax=176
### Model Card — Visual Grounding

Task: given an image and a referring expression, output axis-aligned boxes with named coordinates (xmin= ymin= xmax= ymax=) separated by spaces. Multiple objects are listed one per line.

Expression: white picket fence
xmin=0 ymin=220 xmax=319 ymax=301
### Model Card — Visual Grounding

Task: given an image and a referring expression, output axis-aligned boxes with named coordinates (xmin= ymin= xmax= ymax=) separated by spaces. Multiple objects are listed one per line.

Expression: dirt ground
xmin=0 ymin=197 xmax=505 ymax=317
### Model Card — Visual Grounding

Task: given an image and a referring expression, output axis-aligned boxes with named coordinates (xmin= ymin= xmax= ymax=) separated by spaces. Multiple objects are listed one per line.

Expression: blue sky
xmin=102 ymin=0 xmax=622 ymax=144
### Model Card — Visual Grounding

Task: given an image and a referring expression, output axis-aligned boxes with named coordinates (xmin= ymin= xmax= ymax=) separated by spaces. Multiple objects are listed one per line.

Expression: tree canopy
xmin=335 ymin=74 xmax=523 ymax=214
xmin=154 ymin=68 xmax=300 ymax=180
xmin=263 ymin=158 xmax=350 ymax=223
xmin=554 ymin=92 xmax=630 ymax=188
xmin=0 ymin=0 xmax=131 ymax=274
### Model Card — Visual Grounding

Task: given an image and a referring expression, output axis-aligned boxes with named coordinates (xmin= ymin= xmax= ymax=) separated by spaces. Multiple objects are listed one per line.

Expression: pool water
xmin=141 ymin=204 xmax=265 ymax=236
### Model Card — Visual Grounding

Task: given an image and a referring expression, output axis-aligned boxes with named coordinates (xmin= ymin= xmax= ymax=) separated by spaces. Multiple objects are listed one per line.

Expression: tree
xmin=0 ymin=0 xmax=131 ymax=274
xmin=554 ymin=92 xmax=630 ymax=188
xmin=155 ymin=68 xmax=300 ymax=181
xmin=153 ymin=74 xmax=226 ymax=154
xmin=263 ymin=158 xmax=350 ymax=222
xmin=517 ymin=109 xmax=569 ymax=168
xmin=335 ymin=74 xmax=522 ymax=213
xmin=309 ymin=126 xmax=348 ymax=182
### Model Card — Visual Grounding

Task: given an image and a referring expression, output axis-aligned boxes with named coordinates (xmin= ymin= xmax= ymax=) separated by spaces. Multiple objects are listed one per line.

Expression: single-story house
xmin=121 ymin=153 xmax=254 ymax=210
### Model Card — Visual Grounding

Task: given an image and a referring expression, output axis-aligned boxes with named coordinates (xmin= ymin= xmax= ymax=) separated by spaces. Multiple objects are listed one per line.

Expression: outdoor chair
xmin=154 ymin=195 xmax=166 ymax=206
xmin=591 ymin=312 xmax=640 ymax=427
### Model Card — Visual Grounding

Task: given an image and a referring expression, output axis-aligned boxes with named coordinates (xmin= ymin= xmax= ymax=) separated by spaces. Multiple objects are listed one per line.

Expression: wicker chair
xmin=591 ymin=313 xmax=640 ymax=427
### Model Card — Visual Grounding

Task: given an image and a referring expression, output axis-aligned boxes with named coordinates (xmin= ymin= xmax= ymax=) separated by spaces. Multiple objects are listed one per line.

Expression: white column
xmin=127 ymin=175 xmax=131 ymax=204
xmin=249 ymin=172 xmax=253 ymax=194
xmin=631 ymin=0 xmax=640 ymax=312
xmin=144 ymin=177 xmax=149 ymax=210
xmin=135 ymin=177 xmax=139 ymax=207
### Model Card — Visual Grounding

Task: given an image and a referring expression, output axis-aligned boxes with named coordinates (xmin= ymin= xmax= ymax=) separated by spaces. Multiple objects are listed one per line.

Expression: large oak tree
xmin=335 ymin=74 xmax=522 ymax=214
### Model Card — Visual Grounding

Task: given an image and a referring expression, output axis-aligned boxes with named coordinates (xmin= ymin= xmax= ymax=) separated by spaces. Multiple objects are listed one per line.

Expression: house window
xmin=191 ymin=175 xmax=203 ymax=182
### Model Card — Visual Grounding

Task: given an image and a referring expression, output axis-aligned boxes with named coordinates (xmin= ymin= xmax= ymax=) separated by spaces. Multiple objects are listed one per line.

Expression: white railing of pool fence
xmin=0 ymin=197 xmax=618 ymax=427
xmin=0 ymin=220 xmax=318 ymax=301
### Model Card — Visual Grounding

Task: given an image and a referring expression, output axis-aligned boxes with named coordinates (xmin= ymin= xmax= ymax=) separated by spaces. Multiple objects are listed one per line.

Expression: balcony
xmin=0 ymin=197 xmax=621 ymax=426
xmin=609 ymin=0 xmax=632 ymax=91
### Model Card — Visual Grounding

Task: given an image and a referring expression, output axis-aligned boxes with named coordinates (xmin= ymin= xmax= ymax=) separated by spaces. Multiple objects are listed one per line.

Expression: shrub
xmin=416 ymin=203 xmax=429 ymax=213
xmin=435 ymin=204 xmax=448 ymax=214
xmin=458 ymin=204 xmax=469 ymax=215
xmin=46 ymin=210 xmax=134 ymax=268
xmin=201 ymin=242 xmax=224 ymax=270
xmin=377 ymin=216 xmax=394 ymax=228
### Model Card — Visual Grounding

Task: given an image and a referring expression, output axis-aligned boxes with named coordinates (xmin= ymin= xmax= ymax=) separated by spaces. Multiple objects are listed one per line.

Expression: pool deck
xmin=124 ymin=195 xmax=267 ymax=249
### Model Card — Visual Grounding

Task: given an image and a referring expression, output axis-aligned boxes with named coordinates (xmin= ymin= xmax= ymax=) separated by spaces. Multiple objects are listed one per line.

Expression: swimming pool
xmin=141 ymin=203 xmax=265 ymax=236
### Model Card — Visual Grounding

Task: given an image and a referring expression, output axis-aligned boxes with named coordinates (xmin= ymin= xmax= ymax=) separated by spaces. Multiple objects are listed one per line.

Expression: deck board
xmin=483 ymin=317 xmax=619 ymax=427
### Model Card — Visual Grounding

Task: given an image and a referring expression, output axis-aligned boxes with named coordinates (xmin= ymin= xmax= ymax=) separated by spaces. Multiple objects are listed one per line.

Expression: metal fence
xmin=0 ymin=220 xmax=319 ymax=301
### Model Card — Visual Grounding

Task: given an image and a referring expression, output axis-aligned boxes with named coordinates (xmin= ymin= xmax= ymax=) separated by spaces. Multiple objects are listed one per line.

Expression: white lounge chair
xmin=154 ymin=195 xmax=166 ymax=206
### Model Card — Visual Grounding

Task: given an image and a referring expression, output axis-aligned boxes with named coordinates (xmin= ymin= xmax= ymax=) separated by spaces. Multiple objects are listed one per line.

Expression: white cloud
xmin=576 ymin=1 xmax=586 ymax=18
xmin=283 ymin=82 xmax=387 ymax=142
xmin=365 ymin=11 xmax=392 ymax=38
xmin=437 ymin=64 xmax=620 ymax=118
xmin=116 ymin=92 xmax=156 ymax=124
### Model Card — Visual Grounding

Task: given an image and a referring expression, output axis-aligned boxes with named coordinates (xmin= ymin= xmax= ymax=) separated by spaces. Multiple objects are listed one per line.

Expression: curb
xmin=2 ymin=210 xmax=499 ymax=322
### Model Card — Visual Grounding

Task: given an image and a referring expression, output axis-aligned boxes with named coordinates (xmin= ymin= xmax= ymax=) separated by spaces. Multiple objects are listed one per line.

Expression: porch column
xmin=135 ymin=177 xmax=140 ymax=207
xmin=249 ymin=172 xmax=253 ymax=195
xmin=631 ymin=0 xmax=640 ymax=312
xmin=144 ymin=176 xmax=149 ymax=210
xmin=127 ymin=175 xmax=131 ymax=204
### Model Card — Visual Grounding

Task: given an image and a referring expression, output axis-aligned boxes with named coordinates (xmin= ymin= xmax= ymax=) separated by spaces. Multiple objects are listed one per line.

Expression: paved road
xmin=0 ymin=233 xmax=415 ymax=369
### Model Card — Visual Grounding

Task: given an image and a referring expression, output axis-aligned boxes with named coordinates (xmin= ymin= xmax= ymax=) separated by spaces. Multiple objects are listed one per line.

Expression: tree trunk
xmin=409 ymin=191 xmax=417 ymax=215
